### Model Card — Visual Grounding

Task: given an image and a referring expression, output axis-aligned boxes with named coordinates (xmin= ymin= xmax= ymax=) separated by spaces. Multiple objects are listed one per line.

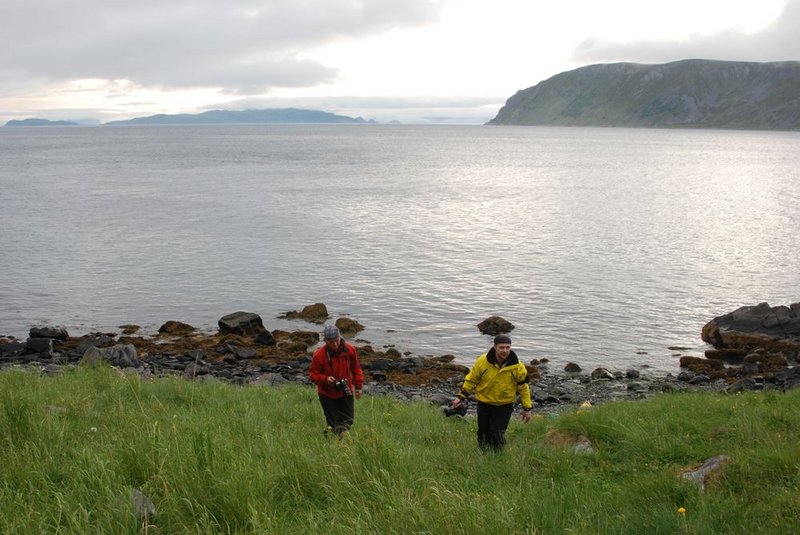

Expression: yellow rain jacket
xmin=458 ymin=348 xmax=533 ymax=410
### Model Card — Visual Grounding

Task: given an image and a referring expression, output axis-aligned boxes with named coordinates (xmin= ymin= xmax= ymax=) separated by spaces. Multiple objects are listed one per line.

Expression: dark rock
xmin=564 ymin=362 xmax=582 ymax=373
xmin=184 ymin=362 xmax=209 ymax=378
xmin=29 ymin=326 xmax=69 ymax=340
xmin=476 ymin=316 xmax=515 ymax=335
xmin=281 ymin=303 xmax=329 ymax=323
xmin=185 ymin=349 xmax=205 ymax=361
xmin=701 ymin=302 xmax=800 ymax=356
xmin=704 ymin=348 xmax=747 ymax=364
xmin=725 ymin=378 xmax=757 ymax=393
xmin=591 ymin=368 xmax=614 ymax=380
xmin=0 ymin=342 xmax=26 ymax=359
xmin=625 ymin=368 xmax=640 ymax=379
xmin=218 ymin=312 xmax=264 ymax=335
xmin=384 ymin=348 xmax=402 ymax=359
xmin=215 ymin=343 xmax=237 ymax=354
xmin=335 ymin=317 xmax=365 ymax=336
xmin=158 ymin=320 xmax=196 ymax=334
xmin=82 ymin=344 xmax=139 ymax=368
xmin=254 ymin=330 xmax=276 ymax=346
xmin=688 ymin=374 xmax=710 ymax=385
xmin=368 ymin=359 xmax=390 ymax=371
xmin=236 ymin=348 xmax=257 ymax=359
xmin=26 ymin=337 xmax=53 ymax=354
xmin=74 ymin=335 xmax=114 ymax=354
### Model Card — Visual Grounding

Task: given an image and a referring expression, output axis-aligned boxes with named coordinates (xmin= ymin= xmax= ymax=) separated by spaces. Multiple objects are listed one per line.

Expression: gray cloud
xmin=572 ymin=0 xmax=800 ymax=64
xmin=0 ymin=0 xmax=445 ymax=93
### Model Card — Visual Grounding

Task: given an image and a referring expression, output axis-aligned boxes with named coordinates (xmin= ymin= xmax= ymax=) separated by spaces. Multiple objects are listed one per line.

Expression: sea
xmin=1 ymin=124 xmax=798 ymax=373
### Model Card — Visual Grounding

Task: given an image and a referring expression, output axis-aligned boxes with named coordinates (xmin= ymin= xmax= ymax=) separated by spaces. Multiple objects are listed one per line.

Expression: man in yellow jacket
xmin=451 ymin=334 xmax=533 ymax=450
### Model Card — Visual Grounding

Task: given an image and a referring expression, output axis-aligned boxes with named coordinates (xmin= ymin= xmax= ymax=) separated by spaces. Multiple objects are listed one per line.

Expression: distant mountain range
xmin=5 ymin=118 xmax=79 ymax=127
xmin=488 ymin=59 xmax=800 ymax=130
xmin=4 ymin=108 xmax=373 ymax=127
xmin=104 ymin=108 xmax=372 ymax=125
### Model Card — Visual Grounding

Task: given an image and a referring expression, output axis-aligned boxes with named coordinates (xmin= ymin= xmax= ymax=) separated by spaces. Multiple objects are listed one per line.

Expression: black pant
xmin=318 ymin=394 xmax=354 ymax=435
xmin=476 ymin=401 xmax=514 ymax=451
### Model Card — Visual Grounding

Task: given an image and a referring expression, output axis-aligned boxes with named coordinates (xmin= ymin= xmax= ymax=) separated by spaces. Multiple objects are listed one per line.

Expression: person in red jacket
xmin=309 ymin=324 xmax=364 ymax=436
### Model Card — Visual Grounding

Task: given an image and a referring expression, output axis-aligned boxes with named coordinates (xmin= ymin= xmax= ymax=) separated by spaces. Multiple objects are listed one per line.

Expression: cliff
xmin=488 ymin=59 xmax=800 ymax=130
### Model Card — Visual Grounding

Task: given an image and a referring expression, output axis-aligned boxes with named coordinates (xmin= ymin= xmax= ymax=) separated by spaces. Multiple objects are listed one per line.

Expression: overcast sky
xmin=1 ymin=0 xmax=798 ymax=124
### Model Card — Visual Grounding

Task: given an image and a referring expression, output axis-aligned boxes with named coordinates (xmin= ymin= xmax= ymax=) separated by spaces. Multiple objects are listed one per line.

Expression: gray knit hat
xmin=323 ymin=324 xmax=340 ymax=340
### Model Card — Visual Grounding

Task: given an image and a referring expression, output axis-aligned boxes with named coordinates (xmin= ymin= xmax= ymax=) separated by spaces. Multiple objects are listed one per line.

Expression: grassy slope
xmin=1 ymin=365 xmax=798 ymax=534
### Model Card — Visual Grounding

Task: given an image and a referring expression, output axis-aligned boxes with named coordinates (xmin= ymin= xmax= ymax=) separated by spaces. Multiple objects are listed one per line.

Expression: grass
xmin=1 ymin=364 xmax=799 ymax=534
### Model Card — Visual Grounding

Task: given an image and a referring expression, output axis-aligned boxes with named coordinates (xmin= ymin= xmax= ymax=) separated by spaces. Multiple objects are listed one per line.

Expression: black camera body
xmin=334 ymin=378 xmax=352 ymax=396
xmin=443 ymin=403 xmax=467 ymax=417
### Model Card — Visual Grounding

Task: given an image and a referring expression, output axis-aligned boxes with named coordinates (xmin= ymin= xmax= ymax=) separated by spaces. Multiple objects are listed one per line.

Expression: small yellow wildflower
xmin=677 ymin=507 xmax=686 ymax=515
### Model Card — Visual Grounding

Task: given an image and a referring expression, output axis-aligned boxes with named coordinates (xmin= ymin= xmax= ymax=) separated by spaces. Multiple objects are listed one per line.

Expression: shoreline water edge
xmin=2 ymin=302 xmax=799 ymax=413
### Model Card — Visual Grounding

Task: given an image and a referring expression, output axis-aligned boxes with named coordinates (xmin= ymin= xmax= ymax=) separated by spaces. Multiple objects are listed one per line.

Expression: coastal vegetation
xmin=1 ymin=365 xmax=798 ymax=534
xmin=488 ymin=59 xmax=800 ymax=130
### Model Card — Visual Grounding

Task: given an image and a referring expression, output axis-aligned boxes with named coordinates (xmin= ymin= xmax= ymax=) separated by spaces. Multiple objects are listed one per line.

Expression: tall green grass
xmin=1 ymin=365 xmax=798 ymax=534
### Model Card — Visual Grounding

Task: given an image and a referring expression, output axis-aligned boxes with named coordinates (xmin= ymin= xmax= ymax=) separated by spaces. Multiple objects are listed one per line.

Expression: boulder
xmin=82 ymin=344 xmax=139 ymax=368
xmin=701 ymin=302 xmax=800 ymax=357
xmin=29 ymin=326 xmax=69 ymax=340
xmin=254 ymin=330 xmax=276 ymax=346
xmin=218 ymin=312 xmax=264 ymax=335
xmin=335 ymin=317 xmax=364 ymax=337
xmin=26 ymin=337 xmax=53 ymax=354
xmin=477 ymin=316 xmax=515 ymax=335
xmin=158 ymin=320 xmax=196 ymax=335
xmin=282 ymin=303 xmax=329 ymax=323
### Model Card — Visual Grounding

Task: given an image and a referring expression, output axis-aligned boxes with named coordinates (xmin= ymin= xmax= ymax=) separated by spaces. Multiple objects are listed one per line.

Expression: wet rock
xmin=701 ymin=302 xmax=800 ymax=356
xmin=254 ymin=330 xmax=276 ymax=346
xmin=564 ymin=362 xmax=582 ymax=373
xmin=26 ymin=337 xmax=53 ymax=354
xmin=218 ymin=312 xmax=263 ymax=335
xmin=281 ymin=303 xmax=329 ymax=323
xmin=476 ymin=316 xmax=515 ymax=335
xmin=158 ymin=320 xmax=196 ymax=335
xmin=30 ymin=326 xmax=69 ymax=340
xmin=591 ymin=368 xmax=614 ymax=380
xmin=335 ymin=317 xmax=364 ymax=337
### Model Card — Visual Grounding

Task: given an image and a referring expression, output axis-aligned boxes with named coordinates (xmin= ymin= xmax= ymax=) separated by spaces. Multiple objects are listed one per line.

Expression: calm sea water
xmin=1 ymin=124 xmax=798 ymax=373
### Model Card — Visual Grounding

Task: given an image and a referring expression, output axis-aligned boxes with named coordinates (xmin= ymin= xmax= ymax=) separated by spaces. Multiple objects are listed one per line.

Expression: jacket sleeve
xmin=458 ymin=357 xmax=484 ymax=399
xmin=350 ymin=346 xmax=364 ymax=389
xmin=308 ymin=347 xmax=329 ymax=387
xmin=516 ymin=364 xmax=534 ymax=410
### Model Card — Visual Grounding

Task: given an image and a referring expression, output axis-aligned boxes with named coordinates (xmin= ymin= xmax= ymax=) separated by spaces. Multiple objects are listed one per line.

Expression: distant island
xmin=488 ymin=59 xmax=800 ymax=130
xmin=4 ymin=118 xmax=79 ymax=127
xmin=104 ymin=108 xmax=373 ymax=126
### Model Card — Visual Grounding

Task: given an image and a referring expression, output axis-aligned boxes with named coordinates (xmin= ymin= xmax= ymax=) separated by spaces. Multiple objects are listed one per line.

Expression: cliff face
xmin=488 ymin=59 xmax=800 ymax=130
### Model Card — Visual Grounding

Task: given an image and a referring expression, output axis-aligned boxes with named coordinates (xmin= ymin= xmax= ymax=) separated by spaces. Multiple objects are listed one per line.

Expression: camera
xmin=443 ymin=402 xmax=467 ymax=417
xmin=333 ymin=378 xmax=352 ymax=396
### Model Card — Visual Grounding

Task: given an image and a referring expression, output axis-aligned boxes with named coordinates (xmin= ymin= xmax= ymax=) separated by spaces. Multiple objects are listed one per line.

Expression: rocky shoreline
xmin=2 ymin=302 xmax=799 ymax=413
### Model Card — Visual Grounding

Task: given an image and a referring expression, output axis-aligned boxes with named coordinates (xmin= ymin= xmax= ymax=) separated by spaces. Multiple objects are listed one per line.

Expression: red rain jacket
xmin=309 ymin=340 xmax=364 ymax=399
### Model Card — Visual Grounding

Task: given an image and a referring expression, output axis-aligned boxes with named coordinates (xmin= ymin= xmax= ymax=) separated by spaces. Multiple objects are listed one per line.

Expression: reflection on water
xmin=1 ymin=125 xmax=799 ymax=372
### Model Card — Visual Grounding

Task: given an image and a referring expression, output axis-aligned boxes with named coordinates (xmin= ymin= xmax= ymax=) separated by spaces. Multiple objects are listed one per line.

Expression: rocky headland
xmin=2 ymin=302 xmax=799 ymax=413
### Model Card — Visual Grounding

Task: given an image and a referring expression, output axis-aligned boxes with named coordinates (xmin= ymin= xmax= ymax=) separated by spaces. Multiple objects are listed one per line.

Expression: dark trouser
xmin=318 ymin=394 xmax=354 ymax=435
xmin=477 ymin=401 xmax=514 ymax=451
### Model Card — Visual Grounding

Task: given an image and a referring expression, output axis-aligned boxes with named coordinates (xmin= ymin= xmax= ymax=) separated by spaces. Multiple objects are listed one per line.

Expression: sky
xmin=1 ymin=0 xmax=798 ymax=125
